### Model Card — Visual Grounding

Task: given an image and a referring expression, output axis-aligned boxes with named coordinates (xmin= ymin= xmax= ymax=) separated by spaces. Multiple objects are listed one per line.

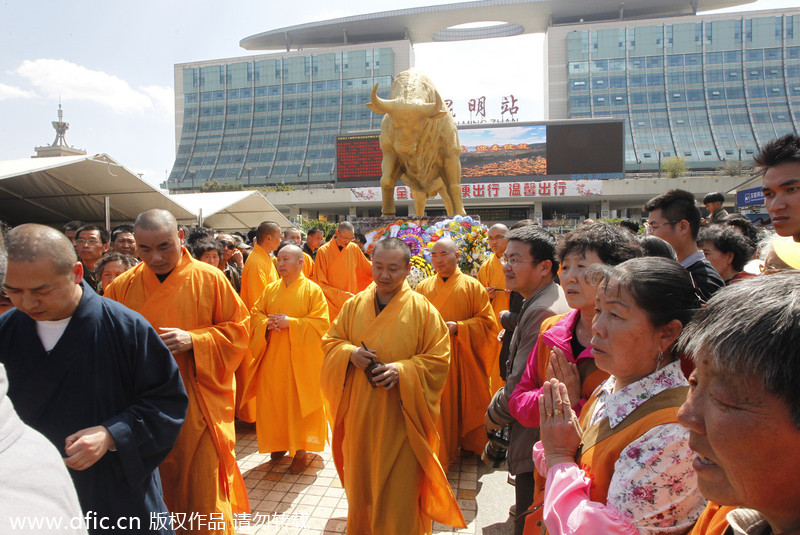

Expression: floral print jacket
xmin=533 ymin=360 xmax=707 ymax=535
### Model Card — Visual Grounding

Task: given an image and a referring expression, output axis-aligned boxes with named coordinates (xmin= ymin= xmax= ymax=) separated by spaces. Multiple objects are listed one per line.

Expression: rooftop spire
xmin=51 ymin=101 xmax=70 ymax=147
xmin=33 ymin=102 xmax=86 ymax=158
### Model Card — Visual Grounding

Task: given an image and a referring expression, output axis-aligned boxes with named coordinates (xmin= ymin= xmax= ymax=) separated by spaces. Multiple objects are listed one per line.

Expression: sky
xmin=0 ymin=0 xmax=795 ymax=189
xmin=459 ymin=125 xmax=547 ymax=147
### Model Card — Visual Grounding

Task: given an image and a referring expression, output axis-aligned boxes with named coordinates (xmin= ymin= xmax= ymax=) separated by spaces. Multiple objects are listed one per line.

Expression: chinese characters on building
xmin=351 ymin=181 xmax=603 ymax=203
xmin=452 ymin=94 xmax=519 ymax=123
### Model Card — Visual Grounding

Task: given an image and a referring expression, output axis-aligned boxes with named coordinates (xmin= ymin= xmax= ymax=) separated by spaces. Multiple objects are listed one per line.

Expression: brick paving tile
xmin=235 ymin=425 xmax=514 ymax=534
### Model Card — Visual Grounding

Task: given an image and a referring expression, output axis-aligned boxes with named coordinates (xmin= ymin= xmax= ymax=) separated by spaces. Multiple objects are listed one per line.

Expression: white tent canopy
xmin=169 ymin=191 xmax=292 ymax=231
xmin=0 ymin=155 xmax=292 ymax=232
xmin=0 ymin=154 xmax=196 ymax=226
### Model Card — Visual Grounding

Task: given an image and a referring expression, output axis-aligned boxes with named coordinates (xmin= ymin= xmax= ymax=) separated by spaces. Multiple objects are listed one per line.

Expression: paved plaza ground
xmin=235 ymin=424 xmax=516 ymax=534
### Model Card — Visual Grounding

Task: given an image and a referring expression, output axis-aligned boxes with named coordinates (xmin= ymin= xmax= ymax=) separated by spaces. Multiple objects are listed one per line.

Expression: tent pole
xmin=198 ymin=208 xmax=203 ymax=227
xmin=104 ymin=196 xmax=111 ymax=231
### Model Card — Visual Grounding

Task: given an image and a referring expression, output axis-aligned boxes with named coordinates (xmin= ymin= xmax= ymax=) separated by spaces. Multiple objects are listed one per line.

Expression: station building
xmin=165 ymin=0 xmax=790 ymax=224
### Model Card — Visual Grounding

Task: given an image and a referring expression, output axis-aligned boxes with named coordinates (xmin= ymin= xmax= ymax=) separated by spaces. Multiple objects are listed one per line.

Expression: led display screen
xmin=336 ymin=120 xmax=624 ymax=183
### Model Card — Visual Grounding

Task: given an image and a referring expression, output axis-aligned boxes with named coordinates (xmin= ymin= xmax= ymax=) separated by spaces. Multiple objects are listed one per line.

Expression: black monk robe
xmin=0 ymin=280 xmax=188 ymax=535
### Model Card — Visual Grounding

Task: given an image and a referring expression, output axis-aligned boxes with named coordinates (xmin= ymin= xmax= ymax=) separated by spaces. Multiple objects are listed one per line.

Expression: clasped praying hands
xmin=266 ymin=313 xmax=290 ymax=332
xmin=538 ymin=378 xmax=583 ymax=471
xmin=545 ymin=347 xmax=581 ymax=409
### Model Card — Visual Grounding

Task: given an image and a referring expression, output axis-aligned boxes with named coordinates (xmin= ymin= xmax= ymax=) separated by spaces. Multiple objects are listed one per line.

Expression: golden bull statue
xmin=367 ymin=69 xmax=466 ymax=217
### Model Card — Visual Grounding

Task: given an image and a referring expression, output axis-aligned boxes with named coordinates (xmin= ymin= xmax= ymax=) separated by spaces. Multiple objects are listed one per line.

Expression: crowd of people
xmin=0 ymin=133 xmax=799 ymax=535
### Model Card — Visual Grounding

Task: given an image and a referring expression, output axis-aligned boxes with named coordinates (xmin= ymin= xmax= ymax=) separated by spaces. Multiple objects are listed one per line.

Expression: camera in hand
xmin=365 ymin=359 xmax=384 ymax=388
xmin=481 ymin=425 xmax=510 ymax=468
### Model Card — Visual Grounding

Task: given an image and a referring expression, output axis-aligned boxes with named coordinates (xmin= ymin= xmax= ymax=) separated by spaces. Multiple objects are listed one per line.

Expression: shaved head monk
xmin=322 ymin=237 xmax=465 ymax=533
xmin=283 ymin=227 xmax=302 ymax=246
xmin=280 ymin=228 xmax=314 ymax=278
xmin=311 ymin=221 xmax=372 ymax=320
xmin=236 ymin=220 xmax=282 ymax=422
xmin=243 ymin=243 xmax=329 ymax=471
xmin=105 ymin=209 xmax=251 ymax=534
xmin=477 ymin=223 xmax=510 ymax=391
xmin=272 ymin=239 xmax=315 ymax=280
xmin=0 ymin=223 xmax=188 ymax=534
xmin=416 ymin=239 xmax=499 ymax=469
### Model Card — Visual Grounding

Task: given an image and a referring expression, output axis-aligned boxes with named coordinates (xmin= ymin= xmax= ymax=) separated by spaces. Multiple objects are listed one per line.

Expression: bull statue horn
xmin=421 ymin=91 xmax=445 ymax=118
xmin=367 ymin=84 xmax=396 ymax=115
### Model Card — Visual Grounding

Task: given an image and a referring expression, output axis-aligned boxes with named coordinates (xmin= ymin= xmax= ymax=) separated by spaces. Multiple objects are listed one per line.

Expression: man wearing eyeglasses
xmin=644 ymin=189 xmax=724 ymax=301
xmin=484 ymin=225 xmax=570 ymax=533
xmin=74 ymin=225 xmax=110 ymax=293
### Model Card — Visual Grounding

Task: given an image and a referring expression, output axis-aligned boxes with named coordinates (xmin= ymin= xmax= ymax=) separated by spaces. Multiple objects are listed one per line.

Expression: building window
xmin=746 ymin=49 xmax=763 ymax=62
xmin=685 ymin=54 xmax=701 ymax=66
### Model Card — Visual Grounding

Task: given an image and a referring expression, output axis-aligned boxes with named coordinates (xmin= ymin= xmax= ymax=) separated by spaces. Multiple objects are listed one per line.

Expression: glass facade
xmin=564 ymin=13 xmax=800 ymax=169
xmin=169 ymin=46 xmax=401 ymax=190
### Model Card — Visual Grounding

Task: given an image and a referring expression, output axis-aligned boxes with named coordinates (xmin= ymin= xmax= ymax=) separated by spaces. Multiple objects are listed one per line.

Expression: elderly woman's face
xmin=100 ymin=260 xmax=127 ymax=291
xmin=678 ymin=357 xmax=800 ymax=520
xmin=590 ymin=280 xmax=667 ymax=388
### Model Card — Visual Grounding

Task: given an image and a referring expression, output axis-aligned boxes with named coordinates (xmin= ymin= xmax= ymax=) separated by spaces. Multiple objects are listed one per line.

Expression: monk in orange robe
xmin=271 ymin=247 xmax=314 ymax=278
xmin=477 ymin=223 xmax=510 ymax=392
xmin=245 ymin=244 xmax=329 ymax=470
xmin=240 ymin=221 xmax=281 ymax=310
xmin=282 ymin=227 xmax=303 ymax=246
xmin=237 ymin=221 xmax=281 ymax=422
xmin=312 ymin=221 xmax=372 ymax=320
xmin=477 ymin=224 xmax=510 ymax=319
xmin=417 ymin=239 xmax=499 ymax=469
xmin=105 ymin=209 xmax=250 ymax=534
xmin=321 ymin=238 xmax=465 ymax=535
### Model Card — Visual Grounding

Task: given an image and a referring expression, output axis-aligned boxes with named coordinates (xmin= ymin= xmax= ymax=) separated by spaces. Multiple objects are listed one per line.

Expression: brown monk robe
xmin=236 ymin=221 xmax=281 ymax=422
xmin=477 ymin=223 xmax=510 ymax=392
xmin=106 ymin=209 xmax=250 ymax=534
xmin=417 ymin=239 xmax=499 ymax=469
xmin=312 ymin=221 xmax=372 ymax=320
xmin=244 ymin=244 xmax=329 ymax=462
xmin=321 ymin=238 xmax=465 ymax=534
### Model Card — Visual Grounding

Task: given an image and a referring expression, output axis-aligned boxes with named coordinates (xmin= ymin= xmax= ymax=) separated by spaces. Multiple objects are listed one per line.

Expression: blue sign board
xmin=737 ymin=186 xmax=764 ymax=207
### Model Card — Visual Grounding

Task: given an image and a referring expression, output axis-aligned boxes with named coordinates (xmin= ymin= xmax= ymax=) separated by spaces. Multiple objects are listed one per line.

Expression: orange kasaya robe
xmin=271 ymin=251 xmax=314 ymax=279
xmin=688 ymin=502 xmax=737 ymax=535
xmin=243 ymin=273 xmax=329 ymax=455
xmin=321 ymin=282 xmax=466 ymax=535
xmin=477 ymin=253 xmax=509 ymax=393
xmin=416 ymin=270 xmax=499 ymax=469
xmin=237 ymin=243 xmax=279 ymax=422
xmin=104 ymin=248 xmax=250 ymax=534
xmin=312 ymin=240 xmax=372 ymax=321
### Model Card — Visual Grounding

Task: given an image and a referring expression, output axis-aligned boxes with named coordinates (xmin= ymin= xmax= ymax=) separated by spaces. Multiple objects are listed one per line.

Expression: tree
xmin=199 ymin=180 xmax=244 ymax=192
xmin=718 ymin=160 xmax=748 ymax=177
xmin=299 ymin=219 xmax=338 ymax=240
xmin=662 ymin=156 xmax=688 ymax=178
